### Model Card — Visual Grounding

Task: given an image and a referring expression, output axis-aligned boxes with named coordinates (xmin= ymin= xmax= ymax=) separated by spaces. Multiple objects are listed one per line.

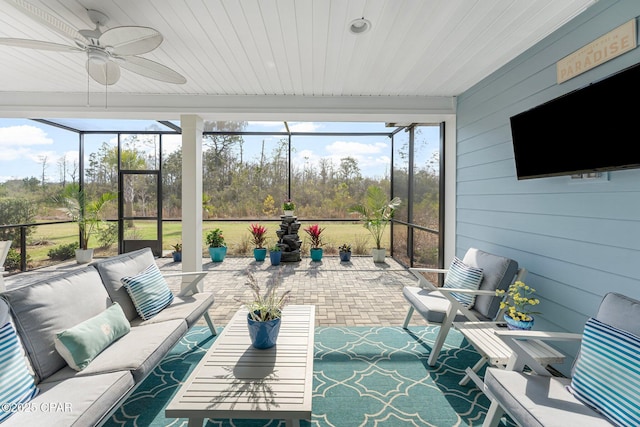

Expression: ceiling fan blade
xmin=99 ymin=26 xmax=163 ymax=56
xmin=87 ymin=59 xmax=121 ymax=85
xmin=6 ymin=0 xmax=87 ymax=44
xmin=0 ymin=38 xmax=82 ymax=51
xmin=118 ymin=56 xmax=186 ymax=84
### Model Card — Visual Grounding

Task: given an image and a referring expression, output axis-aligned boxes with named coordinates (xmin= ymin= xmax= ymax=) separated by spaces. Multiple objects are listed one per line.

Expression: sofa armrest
xmin=493 ymin=329 xmax=583 ymax=374
xmin=163 ymin=271 xmax=209 ymax=297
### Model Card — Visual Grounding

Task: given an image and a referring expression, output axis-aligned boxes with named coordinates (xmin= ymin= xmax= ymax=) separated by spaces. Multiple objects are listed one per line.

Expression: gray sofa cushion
xmin=1 ymin=370 xmax=134 ymax=427
xmin=485 ymin=368 xmax=611 ymax=427
xmin=2 ymin=267 xmax=112 ymax=382
xmin=132 ymin=293 xmax=214 ymax=328
xmin=56 ymin=318 xmax=187 ymax=382
xmin=462 ymin=248 xmax=518 ymax=319
xmin=402 ymin=286 xmax=491 ymax=323
xmin=91 ymin=248 xmax=157 ymax=321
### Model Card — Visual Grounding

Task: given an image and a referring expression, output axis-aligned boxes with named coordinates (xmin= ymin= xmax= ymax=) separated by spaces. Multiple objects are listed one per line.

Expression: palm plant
xmin=58 ymin=184 xmax=116 ymax=250
xmin=349 ymin=186 xmax=401 ymax=250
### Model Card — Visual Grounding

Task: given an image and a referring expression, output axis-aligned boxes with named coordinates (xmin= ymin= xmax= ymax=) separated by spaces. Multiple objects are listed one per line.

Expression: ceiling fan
xmin=0 ymin=0 xmax=187 ymax=85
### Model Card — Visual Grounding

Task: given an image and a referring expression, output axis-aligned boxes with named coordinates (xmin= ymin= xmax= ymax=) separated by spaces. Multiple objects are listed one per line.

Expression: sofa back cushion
xmin=91 ymin=248 xmax=157 ymax=321
xmin=461 ymin=248 xmax=519 ymax=319
xmin=2 ymin=267 xmax=112 ymax=382
xmin=595 ymin=292 xmax=640 ymax=336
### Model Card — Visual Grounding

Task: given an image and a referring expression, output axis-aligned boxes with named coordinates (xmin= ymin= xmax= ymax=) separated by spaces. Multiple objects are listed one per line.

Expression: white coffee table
xmin=166 ymin=305 xmax=315 ymax=427
xmin=453 ymin=321 xmax=565 ymax=386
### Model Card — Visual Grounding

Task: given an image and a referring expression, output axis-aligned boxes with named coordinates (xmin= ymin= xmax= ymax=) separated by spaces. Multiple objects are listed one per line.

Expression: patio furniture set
xmin=402 ymin=247 xmax=640 ymax=426
xmin=1 ymin=246 xmax=637 ymax=426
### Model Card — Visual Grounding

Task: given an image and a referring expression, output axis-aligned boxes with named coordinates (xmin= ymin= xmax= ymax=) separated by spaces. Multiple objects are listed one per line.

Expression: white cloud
xmin=326 ymin=140 xmax=387 ymax=155
xmin=0 ymin=125 xmax=54 ymax=147
xmin=292 ymin=139 xmax=390 ymax=176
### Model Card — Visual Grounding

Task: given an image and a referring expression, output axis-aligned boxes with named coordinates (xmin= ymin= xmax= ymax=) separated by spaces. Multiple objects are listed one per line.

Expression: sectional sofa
xmin=0 ymin=248 xmax=215 ymax=426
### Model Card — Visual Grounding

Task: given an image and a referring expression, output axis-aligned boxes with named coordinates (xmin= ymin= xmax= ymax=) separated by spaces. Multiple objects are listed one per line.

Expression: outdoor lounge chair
xmin=469 ymin=292 xmax=640 ymax=427
xmin=402 ymin=247 xmax=525 ymax=366
xmin=0 ymin=240 xmax=10 ymax=291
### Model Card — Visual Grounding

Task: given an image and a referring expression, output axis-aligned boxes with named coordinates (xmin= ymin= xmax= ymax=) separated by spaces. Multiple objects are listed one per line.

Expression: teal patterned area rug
xmin=105 ymin=326 xmax=510 ymax=427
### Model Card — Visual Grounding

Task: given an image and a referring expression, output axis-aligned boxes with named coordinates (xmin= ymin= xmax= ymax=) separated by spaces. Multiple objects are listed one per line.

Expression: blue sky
xmin=0 ymin=119 xmax=439 ymax=183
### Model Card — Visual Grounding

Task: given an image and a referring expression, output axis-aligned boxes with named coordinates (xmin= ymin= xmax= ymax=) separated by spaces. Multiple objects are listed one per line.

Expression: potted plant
xmin=58 ymin=184 xmax=116 ymax=264
xmin=249 ymin=223 xmax=268 ymax=261
xmin=283 ymin=199 xmax=295 ymax=216
xmin=349 ymin=185 xmax=401 ymax=263
xmin=205 ymin=228 xmax=226 ymax=262
xmin=171 ymin=242 xmax=182 ymax=262
xmin=304 ymin=224 xmax=325 ymax=262
xmin=496 ymin=280 xmax=541 ymax=330
xmin=269 ymin=244 xmax=282 ymax=266
xmin=339 ymin=243 xmax=352 ymax=262
xmin=236 ymin=270 xmax=291 ymax=349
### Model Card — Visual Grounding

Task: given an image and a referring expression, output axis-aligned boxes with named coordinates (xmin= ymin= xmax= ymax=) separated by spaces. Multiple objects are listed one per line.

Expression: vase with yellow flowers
xmin=496 ymin=280 xmax=540 ymax=330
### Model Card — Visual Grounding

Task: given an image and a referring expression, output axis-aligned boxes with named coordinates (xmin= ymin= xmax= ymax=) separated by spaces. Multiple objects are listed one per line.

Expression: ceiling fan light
xmin=87 ymin=47 xmax=108 ymax=64
xmin=349 ymin=18 xmax=371 ymax=34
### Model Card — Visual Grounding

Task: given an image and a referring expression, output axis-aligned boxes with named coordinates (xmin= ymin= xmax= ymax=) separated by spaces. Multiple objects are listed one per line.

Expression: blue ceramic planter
xmin=339 ymin=251 xmax=351 ymax=262
xmin=253 ymin=248 xmax=267 ymax=261
xmin=247 ymin=314 xmax=281 ymax=349
xmin=209 ymin=246 xmax=227 ymax=262
xmin=504 ymin=313 xmax=534 ymax=330
xmin=270 ymin=251 xmax=282 ymax=266
xmin=172 ymin=252 xmax=182 ymax=262
xmin=310 ymin=248 xmax=323 ymax=262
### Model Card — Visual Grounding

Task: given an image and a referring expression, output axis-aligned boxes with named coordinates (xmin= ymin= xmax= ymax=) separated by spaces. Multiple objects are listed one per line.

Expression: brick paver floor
xmin=6 ymin=255 xmax=429 ymax=328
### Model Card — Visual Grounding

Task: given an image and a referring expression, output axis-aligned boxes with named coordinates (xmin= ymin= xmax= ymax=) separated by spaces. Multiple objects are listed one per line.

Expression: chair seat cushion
xmin=402 ymin=286 xmax=490 ymax=323
xmin=485 ymin=368 xmax=611 ymax=427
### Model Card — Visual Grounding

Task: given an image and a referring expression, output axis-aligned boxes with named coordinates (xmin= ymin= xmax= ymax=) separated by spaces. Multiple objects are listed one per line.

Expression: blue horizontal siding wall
xmin=455 ymin=0 xmax=640 ymax=372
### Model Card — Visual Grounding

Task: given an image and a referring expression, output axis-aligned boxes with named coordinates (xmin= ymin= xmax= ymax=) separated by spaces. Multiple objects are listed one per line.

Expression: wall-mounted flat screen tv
xmin=510 ymin=61 xmax=640 ymax=180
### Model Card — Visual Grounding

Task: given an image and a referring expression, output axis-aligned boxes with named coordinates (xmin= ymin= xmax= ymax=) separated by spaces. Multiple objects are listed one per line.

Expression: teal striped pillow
xmin=571 ymin=317 xmax=640 ymax=427
xmin=0 ymin=322 xmax=38 ymax=422
xmin=443 ymin=257 xmax=484 ymax=307
xmin=121 ymin=263 xmax=174 ymax=320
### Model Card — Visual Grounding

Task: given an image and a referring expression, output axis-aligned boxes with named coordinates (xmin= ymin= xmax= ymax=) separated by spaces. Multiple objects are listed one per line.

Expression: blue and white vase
xmin=504 ymin=313 xmax=534 ymax=330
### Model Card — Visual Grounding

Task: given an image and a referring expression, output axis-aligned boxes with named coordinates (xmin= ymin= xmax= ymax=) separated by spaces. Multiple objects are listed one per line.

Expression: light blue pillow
xmin=54 ymin=302 xmax=130 ymax=371
xmin=0 ymin=322 xmax=38 ymax=422
xmin=120 ymin=263 xmax=174 ymax=320
xmin=571 ymin=317 xmax=640 ymax=427
xmin=443 ymin=257 xmax=484 ymax=307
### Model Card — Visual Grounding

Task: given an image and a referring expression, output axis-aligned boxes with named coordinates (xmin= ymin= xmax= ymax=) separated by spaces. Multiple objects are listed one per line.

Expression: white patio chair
xmin=402 ymin=247 xmax=526 ymax=366
xmin=468 ymin=292 xmax=640 ymax=427
xmin=0 ymin=240 xmax=11 ymax=291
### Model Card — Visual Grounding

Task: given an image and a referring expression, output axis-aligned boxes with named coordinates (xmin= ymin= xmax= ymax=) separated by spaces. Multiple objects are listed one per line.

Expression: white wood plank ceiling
xmin=0 ymin=0 xmax=597 ymax=120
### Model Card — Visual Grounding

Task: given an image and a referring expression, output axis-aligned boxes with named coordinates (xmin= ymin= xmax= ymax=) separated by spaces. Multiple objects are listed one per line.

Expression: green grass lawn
xmin=22 ymin=220 xmax=388 ymax=266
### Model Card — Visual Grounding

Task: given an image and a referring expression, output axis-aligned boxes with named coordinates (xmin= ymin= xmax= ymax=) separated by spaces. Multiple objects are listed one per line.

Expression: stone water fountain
xmin=275 ymin=215 xmax=302 ymax=262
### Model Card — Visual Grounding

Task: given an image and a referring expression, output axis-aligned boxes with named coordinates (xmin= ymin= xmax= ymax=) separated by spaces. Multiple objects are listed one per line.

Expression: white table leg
xmin=459 ymin=355 xmax=487 ymax=386
xmin=285 ymin=419 xmax=300 ymax=427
